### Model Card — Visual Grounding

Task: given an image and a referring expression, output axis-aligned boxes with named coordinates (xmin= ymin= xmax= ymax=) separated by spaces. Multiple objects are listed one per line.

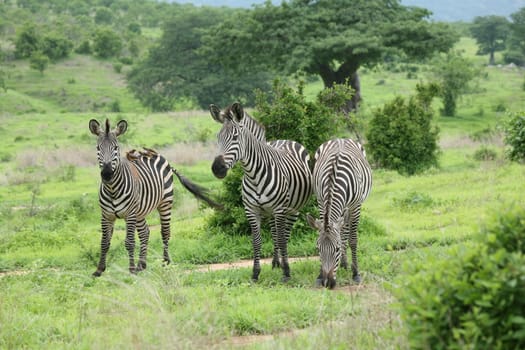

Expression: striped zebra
xmin=89 ymin=119 xmax=220 ymax=276
xmin=306 ymin=138 xmax=372 ymax=289
xmin=210 ymin=102 xmax=313 ymax=282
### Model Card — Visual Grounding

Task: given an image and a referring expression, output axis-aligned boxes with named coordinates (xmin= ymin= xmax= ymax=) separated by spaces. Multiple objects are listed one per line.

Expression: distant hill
xmin=171 ymin=0 xmax=525 ymax=22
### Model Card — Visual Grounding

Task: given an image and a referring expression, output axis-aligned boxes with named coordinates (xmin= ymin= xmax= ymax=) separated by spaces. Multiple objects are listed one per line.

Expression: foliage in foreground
xmin=366 ymin=83 xmax=440 ymax=175
xmin=504 ymin=110 xmax=525 ymax=162
xmin=394 ymin=205 xmax=525 ymax=350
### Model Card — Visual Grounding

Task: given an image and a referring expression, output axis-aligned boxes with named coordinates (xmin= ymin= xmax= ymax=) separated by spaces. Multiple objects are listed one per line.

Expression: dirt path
xmin=194 ymin=256 xmax=319 ymax=272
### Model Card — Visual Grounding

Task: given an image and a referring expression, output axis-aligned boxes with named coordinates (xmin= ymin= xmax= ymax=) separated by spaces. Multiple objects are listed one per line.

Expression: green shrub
xmin=393 ymin=206 xmax=525 ymax=350
xmin=92 ymin=28 xmax=122 ymax=58
xmin=473 ymin=146 xmax=498 ymax=161
xmin=503 ymin=111 xmax=525 ymax=162
xmin=366 ymin=83 xmax=440 ymax=175
xmin=393 ymin=191 xmax=435 ymax=210
xmin=40 ymin=33 xmax=73 ymax=61
xmin=113 ymin=62 xmax=123 ymax=73
xmin=29 ymin=51 xmax=49 ymax=75
xmin=75 ymin=40 xmax=91 ymax=55
xmin=493 ymin=101 xmax=507 ymax=112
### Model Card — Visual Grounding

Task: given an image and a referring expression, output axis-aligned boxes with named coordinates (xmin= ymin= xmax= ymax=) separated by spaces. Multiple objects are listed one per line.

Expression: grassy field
xmin=1 ymin=37 xmax=524 ymax=348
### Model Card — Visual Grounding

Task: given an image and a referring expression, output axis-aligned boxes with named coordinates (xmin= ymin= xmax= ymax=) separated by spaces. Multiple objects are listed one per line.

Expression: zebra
xmin=209 ymin=102 xmax=313 ymax=282
xmin=89 ymin=118 xmax=220 ymax=276
xmin=306 ymin=138 xmax=372 ymax=289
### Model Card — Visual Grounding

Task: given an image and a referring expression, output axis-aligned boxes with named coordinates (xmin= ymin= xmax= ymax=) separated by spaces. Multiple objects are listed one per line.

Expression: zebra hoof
xmin=353 ymin=273 xmax=362 ymax=284
xmin=281 ymin=276 xmax=291 ymax=283
xmin=315 ymin=278 xmax=323 ymax=287
xmin=92 ymin=270 xmax=102 ymax=277
xmin=137 ymin=261 xmax=147 ymax=271
xmin=272 ymin=260 xmax=280 ymax=269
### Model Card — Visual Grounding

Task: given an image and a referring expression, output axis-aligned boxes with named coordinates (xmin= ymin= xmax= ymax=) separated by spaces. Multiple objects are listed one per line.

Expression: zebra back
xmin=314 ymin=138 xmax=371 ymax=224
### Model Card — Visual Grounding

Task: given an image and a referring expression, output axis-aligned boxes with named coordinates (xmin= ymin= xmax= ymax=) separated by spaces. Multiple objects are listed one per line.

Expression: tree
xmin=94 ymin=7 xmax=114 ymax=25
xmin=366 ymin=83 xmax=440 ymax=175
xmin=201 ymin=0 xmax=458 ymax=111
xmin=92 ymin=28 xmax=122 ymax=58
xmin=470 ymin=15 xmax=510 ymax=65
xmin=40 ymin=33 xmax=73 ymax=61
xmin=29 ymin=51 xmax=49 ymax=75
xmin=127 ymin=6 xmax=271 ymax=111
xmin=507 ymin=7 xmax=525 ymax=65
xmin=14 ymin=23 xmax=40 ymax=59
xmin=432 ymin=51 xmax=478 ymax=116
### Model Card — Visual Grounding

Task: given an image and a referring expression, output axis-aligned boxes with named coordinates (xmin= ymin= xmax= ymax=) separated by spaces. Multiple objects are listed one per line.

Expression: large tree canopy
xmin=127 ymin=5 xmax=271 ymax=111
xmin=201 ymin=0 xmax=459 ymax=110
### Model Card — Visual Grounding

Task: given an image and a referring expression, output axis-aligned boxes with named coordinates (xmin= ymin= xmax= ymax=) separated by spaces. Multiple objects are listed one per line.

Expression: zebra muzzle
xmin=322 ymin=269 xmax=337 ymax=289
xmin=101 ymin=163 xmax=113 ymax=182
xmin=212 ymin=156 xmax=228 ymax=179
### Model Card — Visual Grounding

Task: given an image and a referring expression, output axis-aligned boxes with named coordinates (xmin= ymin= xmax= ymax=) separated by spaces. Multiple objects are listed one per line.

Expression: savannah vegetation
xmin=1 ymin=0 xmax=525 ymax=349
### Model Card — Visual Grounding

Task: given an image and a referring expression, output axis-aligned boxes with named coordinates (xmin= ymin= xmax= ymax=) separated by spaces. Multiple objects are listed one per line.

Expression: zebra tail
xmin=172 ymin=167 xmax=223 ymax=210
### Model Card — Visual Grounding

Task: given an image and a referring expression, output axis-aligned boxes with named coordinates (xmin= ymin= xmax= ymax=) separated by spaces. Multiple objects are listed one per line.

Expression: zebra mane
xmin=242 ymin=112 xmax=266 ymax=141
xmin=104 ymin=119 xmax=111 ymax=135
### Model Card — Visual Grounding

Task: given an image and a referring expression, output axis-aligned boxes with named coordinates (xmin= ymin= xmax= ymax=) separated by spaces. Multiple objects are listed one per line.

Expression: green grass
xmin=1 ymin=36 xmax=525 ymax=348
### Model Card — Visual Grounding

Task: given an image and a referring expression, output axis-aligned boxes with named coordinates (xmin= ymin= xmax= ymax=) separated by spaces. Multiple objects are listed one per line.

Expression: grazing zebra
xmin=89 ymin=119 xmax=220 ymax=276
xmin=210 ymin=102 xmax=313 ymax=282
xmin=306 ymin=138 xmax=372 ymax=289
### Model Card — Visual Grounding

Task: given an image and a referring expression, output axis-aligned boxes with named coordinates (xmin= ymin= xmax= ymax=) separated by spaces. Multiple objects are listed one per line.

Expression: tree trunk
xmin=489 ymin=50 xmax=495 ymax=65
xmin=318 ymin=65 xmax=361 ymax=112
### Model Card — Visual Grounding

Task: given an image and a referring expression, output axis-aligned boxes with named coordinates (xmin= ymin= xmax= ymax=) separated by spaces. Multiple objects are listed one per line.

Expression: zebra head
xmin=210 ymin=102 xmax=246 ymax=179
xmin=89 ymin=119 xmax=128 ymax=183
xmin=306 ymin=213 xmax=344 ymax=289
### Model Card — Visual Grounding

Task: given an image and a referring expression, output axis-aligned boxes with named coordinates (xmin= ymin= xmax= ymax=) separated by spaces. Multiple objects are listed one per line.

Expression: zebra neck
xmin=101 ymin=160 xmax=132 ymax=195
xmin=239 ymin=133 xmax=278 ymax=181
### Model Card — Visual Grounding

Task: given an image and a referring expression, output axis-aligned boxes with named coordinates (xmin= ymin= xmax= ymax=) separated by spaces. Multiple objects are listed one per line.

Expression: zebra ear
xmin=231 ymin=102 xmax=244 ymax=123
xmin=89 ymin=119 xmax=101 ymax=136
xmin=306 ymin=214 xmax=322 ymax=230
xmin=209 ymin=104 xmax=224 ymax=124
xmin=115 ymin=120 xmax=128 ymax=137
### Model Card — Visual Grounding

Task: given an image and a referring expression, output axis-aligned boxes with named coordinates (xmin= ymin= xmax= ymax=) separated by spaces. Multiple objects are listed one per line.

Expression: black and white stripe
xmin=210 ymin=103 xmax=313 ymax=282
xmin=89 ymin=119 xmax=219 ymax=276
xmin=306 ymin=138 xmax=372 ymax=288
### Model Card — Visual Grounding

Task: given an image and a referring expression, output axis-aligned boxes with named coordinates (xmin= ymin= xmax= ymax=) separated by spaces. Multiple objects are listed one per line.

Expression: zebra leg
xmin=93 ymin=216 xmax=115 ymax=277
xmin=136 ymin=219 xmax=150 ymax=272
xmin=269 ymin=220 xmax=280 ymax=269
xmin=340 ymin=210 xmax=351 ymax=270
xmin=158 ymin=202 xmax=172 ymax=265
xmin=124 ymin=215 xmax=138 ymax=274
xmin=275 ymin=211 xmax=298 ymax=282
xmin=246 ymin=211 xmax=262 ymax=281
xmin=349 ymin=206 xmax=362 ymax=283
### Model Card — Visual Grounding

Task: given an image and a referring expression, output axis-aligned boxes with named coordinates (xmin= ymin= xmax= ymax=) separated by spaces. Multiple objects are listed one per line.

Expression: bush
xmin=473 ymin=146 xmax=498 ymax=161
xmin=393 ymin=206 xmax=525 ymax=350
xmin=75 ymin=40 xmax=91 ymax=55
xmin=29 ymin=51 xmax=49 ymax=75
xmin=504 ymin=111 xmax=525 ymax=162
xmin=255 ymin=79 xmax=347 ymax=152
xmin=366 ymin=83 xmax=440 ymax=175
xmin=113 ymin=62 xmax=123 ymax=73
xmin=40 ymin=33 xmax=73 ymax=61
xmin=14 ymin=24 xmax=40 ymax=59
xmin=92 ymin=28 xmax=122 ymax=58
